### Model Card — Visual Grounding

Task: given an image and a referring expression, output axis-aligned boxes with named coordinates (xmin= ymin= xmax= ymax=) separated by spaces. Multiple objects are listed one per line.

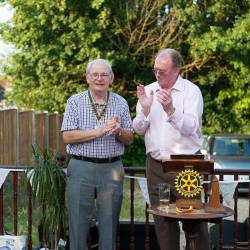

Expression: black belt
xmin=71 ymin=155 xmax=121 ymax=164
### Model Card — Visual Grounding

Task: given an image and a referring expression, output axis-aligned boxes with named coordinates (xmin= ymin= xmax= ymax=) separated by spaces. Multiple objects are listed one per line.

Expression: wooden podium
xmin=148 ymin=155 xmax=232 ymax=250
xmin=162 ymin=155 xmax=224 ymax=212
xmin=162 ymin=155 xmax=214 ymax=174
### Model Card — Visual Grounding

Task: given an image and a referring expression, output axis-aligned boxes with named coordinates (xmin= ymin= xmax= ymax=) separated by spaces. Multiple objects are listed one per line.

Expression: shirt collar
xmin=156 ymin=75 xmax=183 ymax=92
xmin=171 ymin=75 xmax=183 ymax=92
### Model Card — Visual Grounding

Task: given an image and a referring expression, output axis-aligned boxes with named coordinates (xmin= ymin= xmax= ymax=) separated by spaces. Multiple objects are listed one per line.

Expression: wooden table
xmin=148 ymin=204 xmax=233 ymax=250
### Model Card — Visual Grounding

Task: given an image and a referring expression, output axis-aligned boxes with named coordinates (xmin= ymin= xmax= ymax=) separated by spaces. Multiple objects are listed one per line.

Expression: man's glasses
xmin=152 ymin=68 xmax=168 ymax=75
xmin=89 ymin=72 xmax=110 ymax=79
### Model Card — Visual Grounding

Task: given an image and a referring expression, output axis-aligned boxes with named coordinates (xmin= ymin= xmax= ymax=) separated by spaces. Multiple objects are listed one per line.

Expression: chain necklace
xmin=87 ymin=89 xmax=110 ymax=127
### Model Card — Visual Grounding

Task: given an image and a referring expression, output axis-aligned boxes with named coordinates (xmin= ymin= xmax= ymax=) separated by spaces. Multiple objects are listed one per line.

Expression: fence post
xmin=35 ymin=112 xmax=49 ymax=152
xmin=0 ymin=109 xmax=18 ymax=166
xmin=19 ymin=110 xmax=35 ymax=166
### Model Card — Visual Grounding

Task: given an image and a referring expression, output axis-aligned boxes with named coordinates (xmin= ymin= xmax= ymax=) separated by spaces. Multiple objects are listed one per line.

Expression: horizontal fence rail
xmin=0 ymin=167 xmax=249 ymax=250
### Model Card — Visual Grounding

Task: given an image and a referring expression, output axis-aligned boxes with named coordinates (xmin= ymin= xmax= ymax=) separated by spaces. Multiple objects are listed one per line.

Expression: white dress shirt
xmin=133 ymin=75 xmax=203 ymax=160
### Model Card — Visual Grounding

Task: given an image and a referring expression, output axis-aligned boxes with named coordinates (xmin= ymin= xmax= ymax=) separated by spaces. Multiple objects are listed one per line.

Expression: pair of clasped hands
xmin=137 ymin=84 xmax=174 ymax=116
xmin=99 ymin=116 xmax=121 ymax=136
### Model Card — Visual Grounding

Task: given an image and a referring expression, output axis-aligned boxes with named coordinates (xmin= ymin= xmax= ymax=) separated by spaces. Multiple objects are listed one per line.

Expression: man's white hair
xmin=86 ymin=59 xmax=113 ymax=74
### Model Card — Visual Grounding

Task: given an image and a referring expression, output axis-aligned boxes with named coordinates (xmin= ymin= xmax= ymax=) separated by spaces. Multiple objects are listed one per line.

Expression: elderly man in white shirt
xmin=133 ymin=48 xmax=208 ymax=250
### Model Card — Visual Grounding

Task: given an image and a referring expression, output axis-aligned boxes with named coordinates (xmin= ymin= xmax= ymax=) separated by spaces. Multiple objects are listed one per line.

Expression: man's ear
xmin=86 ymin=73 xmax=90 ymax=84
xmin=110 ymin=72 xmax=114 ymax=83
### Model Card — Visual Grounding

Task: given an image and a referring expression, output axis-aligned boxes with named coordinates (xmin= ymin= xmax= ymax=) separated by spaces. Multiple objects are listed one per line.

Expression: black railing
xmin=0 ymin=167 xmax=249 ymax=249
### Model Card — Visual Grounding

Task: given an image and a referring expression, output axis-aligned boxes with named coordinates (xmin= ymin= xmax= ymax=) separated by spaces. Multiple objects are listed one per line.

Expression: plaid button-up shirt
xmin=61 ymin=90 xmax=133 ymax=158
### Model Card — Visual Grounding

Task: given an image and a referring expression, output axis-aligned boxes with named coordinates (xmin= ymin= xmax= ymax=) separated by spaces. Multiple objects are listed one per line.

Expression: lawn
xmin=120 ymin=177 xmax=149 ymax=221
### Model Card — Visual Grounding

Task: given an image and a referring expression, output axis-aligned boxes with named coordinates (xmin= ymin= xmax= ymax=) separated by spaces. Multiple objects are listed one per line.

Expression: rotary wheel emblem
xmin=175 ymin=169 xmax=203 ymax=198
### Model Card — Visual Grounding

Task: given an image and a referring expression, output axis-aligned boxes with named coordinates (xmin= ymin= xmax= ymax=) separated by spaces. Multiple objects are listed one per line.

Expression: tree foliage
xmin=177 ymin=0 xmax=250 ymax=134
xmin=0 ymin=0 xmax=249 ymax=165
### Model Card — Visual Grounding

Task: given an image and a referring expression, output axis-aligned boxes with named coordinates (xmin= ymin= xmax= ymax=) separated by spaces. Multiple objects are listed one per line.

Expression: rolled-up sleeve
xmin=61 ymin=98 xmax=79 ymax=132
xmin=121 ymin=103 xmax=134 ymax=132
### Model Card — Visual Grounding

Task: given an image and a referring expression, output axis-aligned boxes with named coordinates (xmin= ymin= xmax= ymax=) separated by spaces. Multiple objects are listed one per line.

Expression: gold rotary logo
xmin=175 ymin=169 xmax=203 ymax=198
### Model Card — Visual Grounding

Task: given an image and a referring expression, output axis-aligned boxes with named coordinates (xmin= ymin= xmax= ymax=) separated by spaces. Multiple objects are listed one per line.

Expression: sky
xmin=0 ymin=3 xmax=14 ymax=56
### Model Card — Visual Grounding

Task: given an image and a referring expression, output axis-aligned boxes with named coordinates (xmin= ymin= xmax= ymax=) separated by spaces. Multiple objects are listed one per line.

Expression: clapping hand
xmin=137 ymin=85 xmax=154 ymax=117
xmin=100 ymin=117 xmax=120 ymax=136
xmin=156 ymin=89 xmax=175 ymax=116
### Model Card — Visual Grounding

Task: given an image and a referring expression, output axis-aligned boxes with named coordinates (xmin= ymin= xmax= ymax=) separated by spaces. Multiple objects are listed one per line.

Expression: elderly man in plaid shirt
xmin=61 ymin=58 xmax=134 ymax=250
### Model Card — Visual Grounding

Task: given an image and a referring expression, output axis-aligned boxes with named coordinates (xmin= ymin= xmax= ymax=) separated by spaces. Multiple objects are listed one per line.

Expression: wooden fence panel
xmin=49 ymin=113 xmax=59 ymax=153
xmin=0 ymin=109 xmax=17 ymax=165
xmin=19 ymin=111 xmax=35 ymax=165
xmin=0 ymin=109 xmax=66 ymax=166
xmin=59 ymin=114 xmax=66 ymax=157
xmin=35 ymin=112 xmax=48 ymax=152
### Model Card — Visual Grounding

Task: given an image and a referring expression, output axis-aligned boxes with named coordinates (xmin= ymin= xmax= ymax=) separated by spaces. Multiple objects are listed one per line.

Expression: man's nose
xmin=155 ymin=70 xmax=161 ymax=77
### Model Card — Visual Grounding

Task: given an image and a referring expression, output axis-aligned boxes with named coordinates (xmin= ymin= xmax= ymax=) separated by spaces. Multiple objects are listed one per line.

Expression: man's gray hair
xmin=86 ymin=59 xmax=113 ymax=74
xmin=156 ymin=48 xmax=182 ymax=68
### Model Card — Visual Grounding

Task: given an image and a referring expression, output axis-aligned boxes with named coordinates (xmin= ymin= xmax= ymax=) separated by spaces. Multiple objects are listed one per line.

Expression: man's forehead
xmin=155 ymin=54 xmax=172 ymax=67
xmin=156 ymin=53 xmax=171 ymax=62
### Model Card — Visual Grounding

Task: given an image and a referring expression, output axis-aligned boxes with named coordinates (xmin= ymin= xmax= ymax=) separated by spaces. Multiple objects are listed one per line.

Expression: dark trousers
xmin=146 ymin=154 xmax=209 ymax=250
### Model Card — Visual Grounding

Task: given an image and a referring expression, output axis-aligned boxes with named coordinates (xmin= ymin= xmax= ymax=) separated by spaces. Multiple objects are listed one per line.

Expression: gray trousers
xmin=146 ymin=154 xmax=209 ymax=250
xmin=67 ymin=158 xmax=124 ymax=250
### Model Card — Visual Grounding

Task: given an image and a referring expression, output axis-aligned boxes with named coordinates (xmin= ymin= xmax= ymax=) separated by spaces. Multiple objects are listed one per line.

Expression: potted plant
xmin=27 ymin=145 xmax=67 ymax=249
